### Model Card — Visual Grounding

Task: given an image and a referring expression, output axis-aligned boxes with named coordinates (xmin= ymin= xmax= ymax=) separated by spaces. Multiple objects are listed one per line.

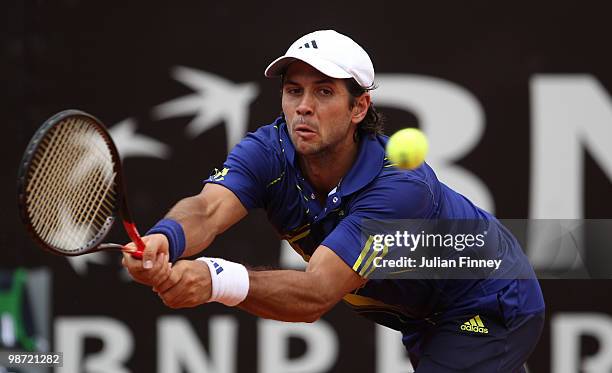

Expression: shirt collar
xmin=339 ymin=133 xmax=385 ymax=196
xmin=278 ymin=117 xmax=385 ymax=197
xmin=278 ymin=117 xmax=296 ymax=165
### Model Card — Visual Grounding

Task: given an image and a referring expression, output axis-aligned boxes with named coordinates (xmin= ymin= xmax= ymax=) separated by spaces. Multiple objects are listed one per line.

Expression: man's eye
xmin=286 ymin=88 xmax=301 ymax=94
xmin=319 ymin=88 xmax=332 ymax=96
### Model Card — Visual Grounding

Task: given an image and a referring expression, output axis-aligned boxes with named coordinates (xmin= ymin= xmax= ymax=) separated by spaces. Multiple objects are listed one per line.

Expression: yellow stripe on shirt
xmin=364 ymin=244 xmax=388 ymax=278
xmin=353 ymin=235 xmax=374 ymax=272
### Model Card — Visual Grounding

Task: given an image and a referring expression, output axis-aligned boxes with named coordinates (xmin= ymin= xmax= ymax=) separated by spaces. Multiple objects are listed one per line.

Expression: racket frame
xmin=17 ymin=109 xmax=145 ymax=257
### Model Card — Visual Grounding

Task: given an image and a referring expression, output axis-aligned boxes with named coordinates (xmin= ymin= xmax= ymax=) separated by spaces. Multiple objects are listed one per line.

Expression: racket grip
xmin=123 ymin=221 xmax=145 ymax=260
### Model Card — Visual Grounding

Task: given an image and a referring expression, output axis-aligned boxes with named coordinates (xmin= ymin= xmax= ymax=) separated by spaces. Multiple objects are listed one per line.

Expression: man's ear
xmin=352 ymin=93 xmax=371 ymax=124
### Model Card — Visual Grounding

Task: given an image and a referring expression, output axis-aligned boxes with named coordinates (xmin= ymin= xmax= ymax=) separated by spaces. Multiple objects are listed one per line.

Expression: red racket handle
xmin=123 ymin=221 xmax=145 ymax=259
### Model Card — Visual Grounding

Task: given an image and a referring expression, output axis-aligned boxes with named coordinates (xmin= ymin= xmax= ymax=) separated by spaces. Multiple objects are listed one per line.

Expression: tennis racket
xmin=17 ymin=109 xmax=145 ymax=258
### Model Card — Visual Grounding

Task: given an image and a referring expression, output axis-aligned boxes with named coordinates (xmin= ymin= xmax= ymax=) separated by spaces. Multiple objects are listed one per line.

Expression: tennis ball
xmin=386 ymin=128 xmax=429 ymax=169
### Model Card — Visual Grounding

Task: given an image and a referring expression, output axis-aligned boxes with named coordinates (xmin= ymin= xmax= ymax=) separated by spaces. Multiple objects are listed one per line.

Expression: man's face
xmin=282 ymin=62 xmax=367 ymax=157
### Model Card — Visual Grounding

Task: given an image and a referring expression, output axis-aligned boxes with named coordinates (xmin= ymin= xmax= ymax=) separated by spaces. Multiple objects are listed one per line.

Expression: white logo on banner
xmin=110 ymin=118 xmax=171 ymax=160
xmin=54 ymin=314 xmax=425 ymax=373
xmin=528 ymin=75 xmax=612 ymax=269
xmin=67 ymin=252 xmax=109 ymax=276
xmin=153 ymin=66 xmax=259 ymax=151
xmin=55 ymin=317 xmax=134 ymax=373
xmin=553 ymin=313 xmax=612 ymax=373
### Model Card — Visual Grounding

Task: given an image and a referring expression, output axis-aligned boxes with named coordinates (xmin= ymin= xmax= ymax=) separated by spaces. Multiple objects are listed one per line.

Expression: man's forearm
xmin=165 ymin=195 xmax=216 ymax=257
xmin=238 ymin=269 xmax=337 ymax=323
xmin=161 ymin=184 xmax=248 ymax=258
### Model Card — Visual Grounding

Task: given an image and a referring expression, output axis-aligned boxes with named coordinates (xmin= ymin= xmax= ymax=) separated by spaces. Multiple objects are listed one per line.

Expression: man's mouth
xmin=294 ymin=124 xmax=316 ymax=135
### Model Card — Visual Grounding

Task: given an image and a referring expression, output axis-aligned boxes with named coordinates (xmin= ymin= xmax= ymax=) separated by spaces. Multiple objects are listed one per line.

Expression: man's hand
xmin=155 ymin=260 xmax=213 ymax=309
xmin=122 ymin=234 xmax=171 ymax=287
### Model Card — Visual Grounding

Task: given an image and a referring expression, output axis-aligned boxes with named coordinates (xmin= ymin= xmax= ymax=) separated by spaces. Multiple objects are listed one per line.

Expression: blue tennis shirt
xmin=204 ymin=116 xmax=544 ymax=336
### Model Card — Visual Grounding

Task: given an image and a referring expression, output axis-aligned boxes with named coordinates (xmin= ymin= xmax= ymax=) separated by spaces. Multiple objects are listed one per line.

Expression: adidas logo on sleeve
xmin=460 ymin=315 xmax=489 ymax=334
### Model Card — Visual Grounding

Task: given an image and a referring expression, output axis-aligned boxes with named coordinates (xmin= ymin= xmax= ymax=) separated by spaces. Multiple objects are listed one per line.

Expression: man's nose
xmin=296 ymin=93 xmax=314 ymax=116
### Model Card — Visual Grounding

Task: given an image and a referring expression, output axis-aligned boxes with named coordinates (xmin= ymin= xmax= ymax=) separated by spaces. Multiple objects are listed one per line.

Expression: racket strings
xmin=28 ymin=121 xmax=85 ymax=227
xmin=32 ymin=120 xmax=115 ymax=250
xmin=73 ymin=148 xmax=116 ymax=246
xmin=28 ymin=120 xmax=95 ymax=248
xmin=61 ymin=119 xmax=117 ymax=248
xmin=26 ymin=117 xmax=118 ymax=252
xmin=28 ymin=122 xmax=88 ymax=241
xmin=67 ymin=124 xmax=114 ymax=237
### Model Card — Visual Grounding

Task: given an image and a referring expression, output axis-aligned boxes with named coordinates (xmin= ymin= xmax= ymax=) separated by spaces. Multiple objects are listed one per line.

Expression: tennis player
xmin=123 ymin=30 xmax=545 ymax=372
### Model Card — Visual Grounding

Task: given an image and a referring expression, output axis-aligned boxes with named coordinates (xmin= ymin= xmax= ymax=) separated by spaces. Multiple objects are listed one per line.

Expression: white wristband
xmin=197 ymin=257 xmax=250 ymax=306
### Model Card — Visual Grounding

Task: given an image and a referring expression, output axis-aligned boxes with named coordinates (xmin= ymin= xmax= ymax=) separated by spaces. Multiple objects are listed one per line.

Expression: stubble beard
xmin=288 ymin=114 xmax=354 ymax=159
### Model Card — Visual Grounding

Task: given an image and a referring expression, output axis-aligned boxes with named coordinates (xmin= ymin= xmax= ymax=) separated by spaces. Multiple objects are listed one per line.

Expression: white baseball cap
xmin=264 ymin=30 xmax=375 ymax=88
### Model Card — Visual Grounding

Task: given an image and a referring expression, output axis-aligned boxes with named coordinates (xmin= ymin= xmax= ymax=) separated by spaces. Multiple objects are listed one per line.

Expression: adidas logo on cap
xmin=264 ymin=30 xmax=375 ymax=88
xmin=460 ymin=315 xmax=489 ymax=334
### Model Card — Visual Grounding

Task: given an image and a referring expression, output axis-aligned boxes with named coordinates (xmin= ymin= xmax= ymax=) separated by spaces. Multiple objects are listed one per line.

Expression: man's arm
xmin=240 ymin=245 xmax=366 ymax=322
xmin=122 ymin=183 xmax=247 ymax=285
xmin=156 ymin=245 xmax=367 ymax=322
xmin=165 ymin=183 xmax=248 ymax=258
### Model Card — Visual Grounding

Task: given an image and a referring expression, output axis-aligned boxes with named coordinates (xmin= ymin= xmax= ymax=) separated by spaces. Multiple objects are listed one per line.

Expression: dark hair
xmin=343 ymin=79 xmax=385 ymax=141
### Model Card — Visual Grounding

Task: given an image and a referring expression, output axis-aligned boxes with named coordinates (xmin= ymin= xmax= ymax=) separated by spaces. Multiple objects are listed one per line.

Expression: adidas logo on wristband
xmin=197 ymin=257 xmax=249 ymax=307
xmin=210 ymin=259 xmax=224 ymax=274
